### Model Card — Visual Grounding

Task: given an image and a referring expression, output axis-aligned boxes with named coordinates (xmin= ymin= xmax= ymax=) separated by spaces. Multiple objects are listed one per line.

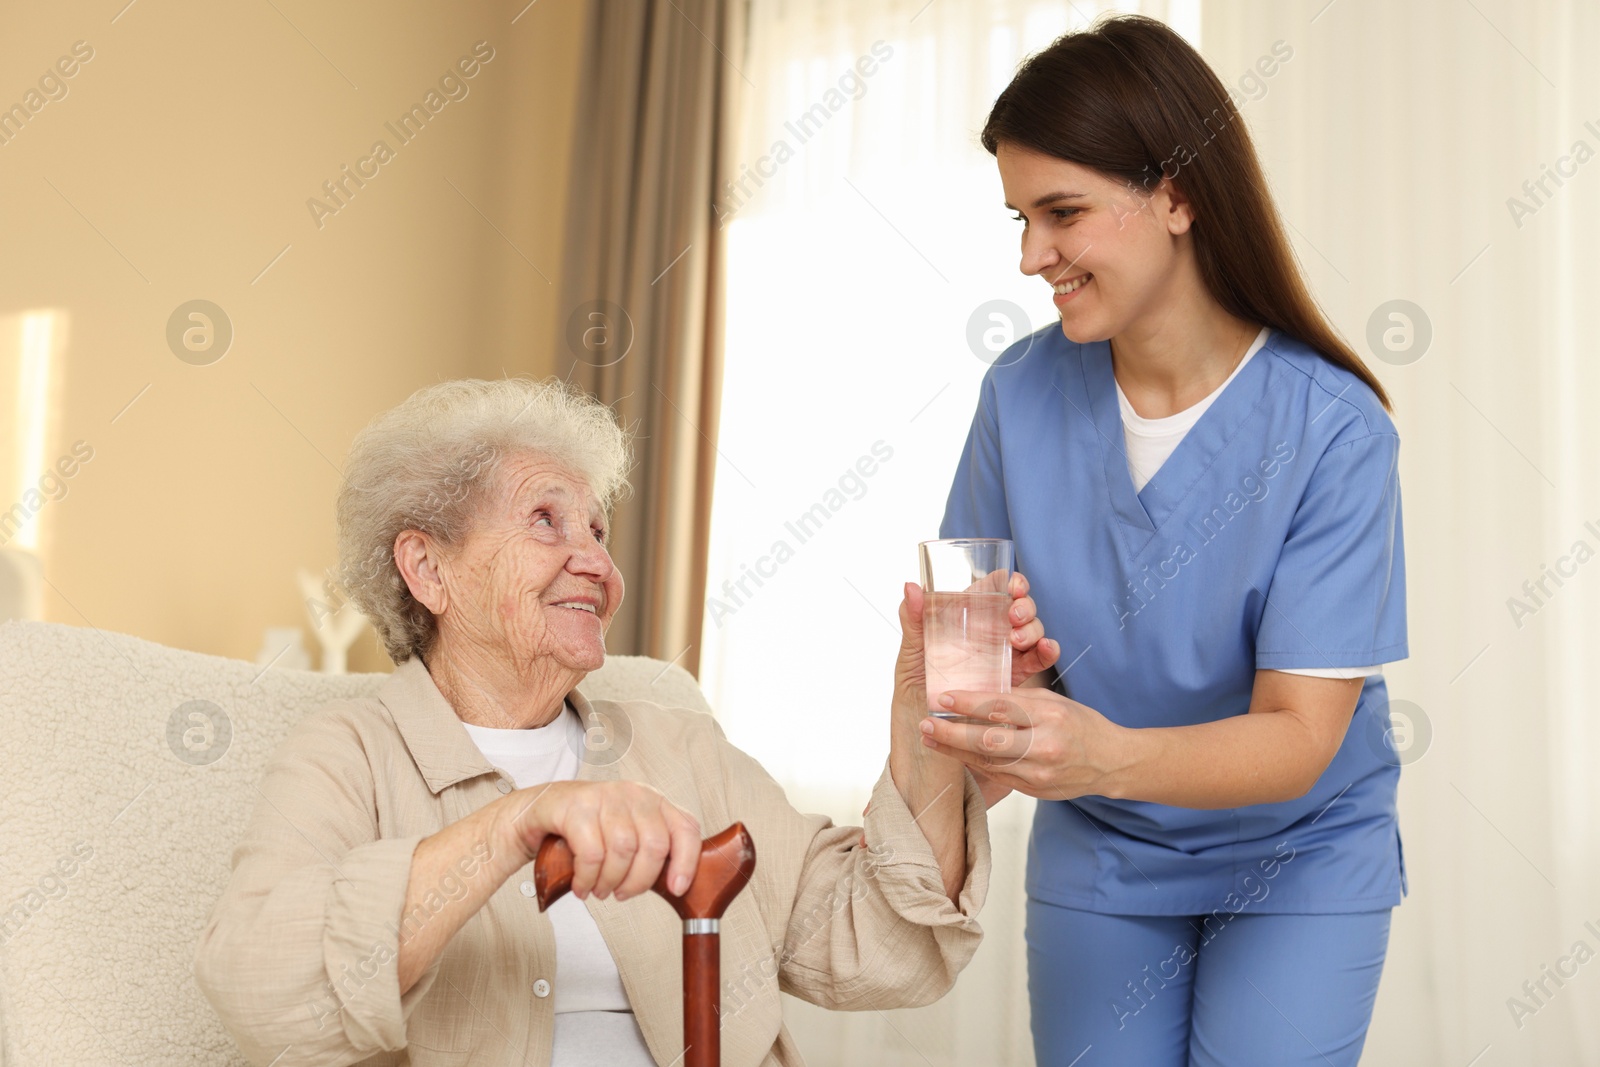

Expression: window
xmin=1 ymin=309 xmax=67 ymax=555
xmin=699 ymin=1 xmax=1198 ymax=806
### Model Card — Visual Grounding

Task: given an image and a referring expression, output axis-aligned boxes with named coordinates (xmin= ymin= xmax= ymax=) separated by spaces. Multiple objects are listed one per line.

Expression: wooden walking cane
xmin=533 ymin=822 xmax=757 ymax=1067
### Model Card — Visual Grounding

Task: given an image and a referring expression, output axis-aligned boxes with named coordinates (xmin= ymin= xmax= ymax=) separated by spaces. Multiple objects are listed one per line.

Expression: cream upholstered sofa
xmin=0 ymin=619 xmax=710 ymax=1067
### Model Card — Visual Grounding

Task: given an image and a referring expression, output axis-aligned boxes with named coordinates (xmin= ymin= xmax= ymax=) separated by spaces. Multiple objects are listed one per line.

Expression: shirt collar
xmin=376 ymin=656 xmax=620 ymax=795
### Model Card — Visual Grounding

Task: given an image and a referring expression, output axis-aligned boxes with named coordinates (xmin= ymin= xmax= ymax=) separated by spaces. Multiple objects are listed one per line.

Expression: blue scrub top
xmin=941 ymin=326 xmax=1410 ymax=915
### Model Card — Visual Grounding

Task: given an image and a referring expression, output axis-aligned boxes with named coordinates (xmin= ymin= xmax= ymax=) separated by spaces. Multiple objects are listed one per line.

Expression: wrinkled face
xmin=432 ymin=453 xmax=623 ymax=675
xmin=997 ymin=141 xmax=1192 ymax=344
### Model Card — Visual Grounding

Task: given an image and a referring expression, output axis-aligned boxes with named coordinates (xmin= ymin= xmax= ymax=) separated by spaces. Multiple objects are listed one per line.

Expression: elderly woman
xmin=193 ymin=378 xmax=1060 ymax=1067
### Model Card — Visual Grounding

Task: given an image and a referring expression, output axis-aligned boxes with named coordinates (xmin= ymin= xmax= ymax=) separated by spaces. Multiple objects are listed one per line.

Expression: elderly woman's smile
xmin=396 ymin=455 xmax=628 ymax=727
xmin=467 ymin=460 xmax=617 ymax=640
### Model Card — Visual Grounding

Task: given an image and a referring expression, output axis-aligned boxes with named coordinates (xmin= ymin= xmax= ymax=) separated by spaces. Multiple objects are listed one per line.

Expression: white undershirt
xmin=460 ymin=706 xmax=655 ymax=1066
xmin=1114 ymin=327 xmax=1382 ymax=680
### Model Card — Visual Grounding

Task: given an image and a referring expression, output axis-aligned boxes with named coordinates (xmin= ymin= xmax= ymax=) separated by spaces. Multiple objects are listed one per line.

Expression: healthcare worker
xmin=918 ymin=15 xmax=1409 ymax=1067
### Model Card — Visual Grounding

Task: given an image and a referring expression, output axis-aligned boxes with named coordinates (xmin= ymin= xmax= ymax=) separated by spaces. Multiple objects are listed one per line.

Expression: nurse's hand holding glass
xmin=890 ymin=568 xmax=1061 ymax=812
xmin=917 ymin=686 xmax=1118 ymax=803
xmin=918 ymin=671 xmax=1372 ymax=810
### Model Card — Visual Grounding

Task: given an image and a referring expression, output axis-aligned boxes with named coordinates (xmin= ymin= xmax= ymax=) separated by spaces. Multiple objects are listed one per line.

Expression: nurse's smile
xmin=997 ymin=140 xmax=1173 ymax=344
xmin=1051 ymin=271 xmax=1093 ymax=307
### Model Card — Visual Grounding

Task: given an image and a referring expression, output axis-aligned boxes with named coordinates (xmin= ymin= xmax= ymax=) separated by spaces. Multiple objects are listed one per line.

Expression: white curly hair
xmin=335 ymin=377 xmax=632 ymax=663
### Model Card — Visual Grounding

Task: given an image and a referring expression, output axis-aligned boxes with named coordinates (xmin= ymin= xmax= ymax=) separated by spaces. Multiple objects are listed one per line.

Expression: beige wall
xmin=0 ymin=0 xmax=588 ymax=672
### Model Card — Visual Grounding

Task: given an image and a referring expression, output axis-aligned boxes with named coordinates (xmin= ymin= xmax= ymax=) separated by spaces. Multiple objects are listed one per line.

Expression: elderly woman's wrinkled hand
xmin=497 ymin=780 xmax=703 ymax=902
xmin=870 ymin=570 xmax=1058 ymax=828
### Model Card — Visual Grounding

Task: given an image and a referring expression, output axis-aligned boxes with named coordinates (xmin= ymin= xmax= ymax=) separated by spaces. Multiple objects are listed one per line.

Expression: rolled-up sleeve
xmin=193 ymin=711 xmax=439 ymax=1066
xmin=713 ymin=725 xmax=991 ymax=1011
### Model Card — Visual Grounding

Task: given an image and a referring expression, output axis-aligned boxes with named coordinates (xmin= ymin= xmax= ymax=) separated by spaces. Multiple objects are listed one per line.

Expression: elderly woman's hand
xmin=498 ymin=780 xmax=704 ymax=902
xmin=877 ymin=570 xmax=1059 ymax=821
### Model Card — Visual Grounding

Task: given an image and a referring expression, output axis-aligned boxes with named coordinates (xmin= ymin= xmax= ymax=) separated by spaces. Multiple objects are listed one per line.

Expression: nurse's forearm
xmin=1100 ymin=710 xmax=1327 ymax=809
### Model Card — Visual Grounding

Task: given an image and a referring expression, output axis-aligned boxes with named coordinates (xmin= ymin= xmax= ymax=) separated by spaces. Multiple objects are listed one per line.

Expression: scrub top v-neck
xmin=1117 ymin=326 xmax=1265 ymax=494
xmin=941 ymin=324 xmax=1410 ymax=915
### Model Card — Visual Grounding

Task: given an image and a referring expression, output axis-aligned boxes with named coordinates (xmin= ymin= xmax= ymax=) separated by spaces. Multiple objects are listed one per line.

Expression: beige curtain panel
xmin=556 ymin=0 xmax=744 ymax=677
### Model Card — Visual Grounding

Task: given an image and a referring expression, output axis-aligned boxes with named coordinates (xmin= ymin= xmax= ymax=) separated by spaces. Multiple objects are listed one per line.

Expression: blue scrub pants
xmin=1026 ymin=898 xmax=1392 ymax=1066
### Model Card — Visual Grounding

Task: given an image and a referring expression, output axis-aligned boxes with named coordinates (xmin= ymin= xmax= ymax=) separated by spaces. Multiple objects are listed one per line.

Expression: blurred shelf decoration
xmin=297 ymin=568 xmax=368 ymax=674
xmin=254 ymin=626 xmax=312 ymax=671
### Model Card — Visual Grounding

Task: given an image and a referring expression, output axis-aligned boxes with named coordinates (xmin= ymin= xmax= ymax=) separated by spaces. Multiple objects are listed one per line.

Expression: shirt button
xmin=520 ymin=881 xmax=537 ymax=897
xmin=496 ymin=778 xmax=512 ymax=794
xmin=533 ymin=978 xmax=551 ymax=998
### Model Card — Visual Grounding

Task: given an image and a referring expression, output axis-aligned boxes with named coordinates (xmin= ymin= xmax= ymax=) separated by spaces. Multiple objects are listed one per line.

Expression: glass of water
xmin=919 ymin=538 xmax=1013 ymax=726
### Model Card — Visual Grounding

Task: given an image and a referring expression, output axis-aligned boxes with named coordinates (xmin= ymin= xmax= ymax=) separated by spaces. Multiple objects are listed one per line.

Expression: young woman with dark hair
xmin=920 ymin=15 xmax=1408 ymax=1065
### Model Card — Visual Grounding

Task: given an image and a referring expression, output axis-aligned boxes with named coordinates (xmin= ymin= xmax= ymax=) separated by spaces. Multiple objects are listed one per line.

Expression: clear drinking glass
xmin=919 ymin=538 xmax=1013 ymax=726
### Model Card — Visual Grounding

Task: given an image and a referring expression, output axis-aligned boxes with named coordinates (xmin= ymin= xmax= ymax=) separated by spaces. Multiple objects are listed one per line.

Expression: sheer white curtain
xmin=698 ymin=2 xmax=1194 ymax=1063
xmin=1195 ymin=2 xmax=1600 ymax=1064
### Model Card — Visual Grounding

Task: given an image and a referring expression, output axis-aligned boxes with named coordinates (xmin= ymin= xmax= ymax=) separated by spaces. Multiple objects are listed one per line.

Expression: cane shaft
xmin=682 ymin=929 xmax=720 ymax=1067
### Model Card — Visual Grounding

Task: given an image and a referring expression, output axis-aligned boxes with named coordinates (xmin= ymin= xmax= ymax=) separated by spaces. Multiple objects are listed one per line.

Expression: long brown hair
xmin=981 ymin=14 xmax=1392 ymax=411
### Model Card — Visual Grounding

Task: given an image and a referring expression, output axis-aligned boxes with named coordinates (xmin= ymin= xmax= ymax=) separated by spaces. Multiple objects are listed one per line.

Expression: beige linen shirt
xmin=193 ymin=657 xmax=992 ymax=1066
